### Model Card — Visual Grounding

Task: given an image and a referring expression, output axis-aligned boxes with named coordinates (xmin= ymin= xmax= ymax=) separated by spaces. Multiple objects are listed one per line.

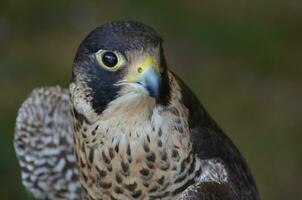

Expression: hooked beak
xmin=117 ymin=57 xmax=161 ymax=101
xmin=135 ymin=66 xmax=161 ymax=100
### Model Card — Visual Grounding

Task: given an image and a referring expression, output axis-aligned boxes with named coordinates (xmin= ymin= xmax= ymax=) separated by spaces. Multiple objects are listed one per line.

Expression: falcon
xmin=14 ymin=21 xmax=260 ymax=200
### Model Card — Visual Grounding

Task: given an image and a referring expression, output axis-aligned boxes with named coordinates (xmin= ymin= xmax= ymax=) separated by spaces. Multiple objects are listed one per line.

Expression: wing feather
xmin=179 ymin=182 xmax=237 ymax=200
xmin=14 ymin=86 xmax=83 ymax=199
xmin=173 ymin=73 xmax=260 ymax=200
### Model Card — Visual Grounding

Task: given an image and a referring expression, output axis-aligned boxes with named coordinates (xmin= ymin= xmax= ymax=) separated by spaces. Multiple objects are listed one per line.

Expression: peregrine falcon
xmin=14 ymin=21 xmax=260 ymax=200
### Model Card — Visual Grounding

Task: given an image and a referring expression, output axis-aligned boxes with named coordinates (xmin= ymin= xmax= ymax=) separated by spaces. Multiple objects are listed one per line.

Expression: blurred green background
xmin=0 ymin=0 xmax=301 ymax=199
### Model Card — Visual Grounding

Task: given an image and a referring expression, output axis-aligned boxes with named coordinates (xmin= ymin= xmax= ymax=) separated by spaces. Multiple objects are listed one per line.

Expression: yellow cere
xmin=126 ymin=57 xmax=158 ymax=82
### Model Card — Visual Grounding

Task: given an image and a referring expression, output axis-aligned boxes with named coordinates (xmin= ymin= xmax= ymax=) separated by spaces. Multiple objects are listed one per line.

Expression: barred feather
xmin=14 ymin=86 xmax=83 ymax=199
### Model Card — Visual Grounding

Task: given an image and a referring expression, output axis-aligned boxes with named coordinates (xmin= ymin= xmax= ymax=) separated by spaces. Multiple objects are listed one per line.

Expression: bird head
xmin=70 ymin=21 xmax=170 ymax=117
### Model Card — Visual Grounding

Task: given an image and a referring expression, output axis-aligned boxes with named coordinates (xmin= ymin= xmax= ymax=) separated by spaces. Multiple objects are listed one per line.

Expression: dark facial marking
xmin=72 ymin=21 xmax=165 ymax=114
xmin=72 ymin=21 xmax=171 ymax=114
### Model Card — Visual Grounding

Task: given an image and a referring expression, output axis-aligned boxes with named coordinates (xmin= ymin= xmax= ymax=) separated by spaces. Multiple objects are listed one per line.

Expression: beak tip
xmin=138 ymin=67 xmax=161 ymax=101
xmin=145 ymin=84 xmax=160 ymax=101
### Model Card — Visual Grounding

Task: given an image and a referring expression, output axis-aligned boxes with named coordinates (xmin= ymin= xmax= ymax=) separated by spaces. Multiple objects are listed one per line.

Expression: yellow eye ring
xmin=96 ymin=50 xmax=124 ymax=71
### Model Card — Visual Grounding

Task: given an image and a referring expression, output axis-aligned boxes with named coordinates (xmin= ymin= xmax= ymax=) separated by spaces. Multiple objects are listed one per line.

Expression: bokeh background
xmin=0 ymin=0 xmax=301 ymax=199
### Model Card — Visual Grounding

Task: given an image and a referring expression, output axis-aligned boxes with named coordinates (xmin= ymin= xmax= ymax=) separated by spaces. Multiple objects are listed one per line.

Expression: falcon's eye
xmin=96 ymin=50 xmax=124 ymax=71
xmin=102 ymin=52 xmax=117 ymax=67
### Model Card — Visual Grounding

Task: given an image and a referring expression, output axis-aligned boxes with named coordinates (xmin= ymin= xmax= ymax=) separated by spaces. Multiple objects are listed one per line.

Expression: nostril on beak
xmin=137 ymin=67 xmax=143 ymax=73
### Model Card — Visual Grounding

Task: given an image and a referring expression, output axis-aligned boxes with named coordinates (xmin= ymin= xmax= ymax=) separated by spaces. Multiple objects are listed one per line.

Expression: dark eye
xmin=96 ymin=50 xmax=124 ymax=71
xmin=102 ymin=51 xmax=118 ymax=68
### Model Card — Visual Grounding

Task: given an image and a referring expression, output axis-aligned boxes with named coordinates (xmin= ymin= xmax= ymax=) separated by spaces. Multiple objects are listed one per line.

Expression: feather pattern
xmin=14 ymin=82 xmax=260 ymax=200
xmin=14 ymin=20 xmax=260 ymax=200
xmin=14 ymin=87 xmax=83 ymax=199
xmin=176 ymin=74 xmax=260 ymax=200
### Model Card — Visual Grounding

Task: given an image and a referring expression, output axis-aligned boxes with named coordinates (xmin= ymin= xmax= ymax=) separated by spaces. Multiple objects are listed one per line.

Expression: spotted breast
xmin=70 ymin=74 xmax=203 ymax=200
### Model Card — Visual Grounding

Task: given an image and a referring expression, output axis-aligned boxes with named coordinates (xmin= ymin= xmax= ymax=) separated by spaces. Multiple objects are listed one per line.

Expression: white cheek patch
xmin=70 ymin=82 xmax=99 ymax=124
xmin=74 ymin=97 xmax=97 ymax=122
